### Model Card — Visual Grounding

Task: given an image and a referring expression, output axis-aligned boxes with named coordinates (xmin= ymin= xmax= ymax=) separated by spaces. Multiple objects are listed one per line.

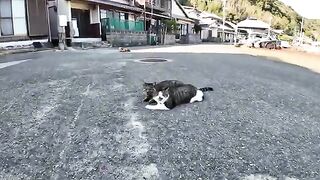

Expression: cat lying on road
xmin=143 ymin=80 xmax=184 ymax=103
xmin=145 ymin=84 xmax=213 ymax=110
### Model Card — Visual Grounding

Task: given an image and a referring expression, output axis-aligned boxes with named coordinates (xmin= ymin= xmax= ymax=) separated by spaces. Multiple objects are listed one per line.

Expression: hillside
xmin=179 ymin=0 xmax=320 ymax=41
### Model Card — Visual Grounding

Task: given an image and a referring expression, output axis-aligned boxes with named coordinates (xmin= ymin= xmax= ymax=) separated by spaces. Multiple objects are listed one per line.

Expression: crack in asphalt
xmin=57 ymin=83 xmax=92 ymax=173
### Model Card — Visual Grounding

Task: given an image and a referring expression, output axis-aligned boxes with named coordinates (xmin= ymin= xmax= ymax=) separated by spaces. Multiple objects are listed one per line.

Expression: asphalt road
xmin=0 ymin=45 xmax=320 ymax=180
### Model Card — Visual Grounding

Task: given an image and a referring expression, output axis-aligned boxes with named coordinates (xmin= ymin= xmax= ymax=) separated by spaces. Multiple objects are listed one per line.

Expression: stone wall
xmin=106 ymin=31 xmax=147 ymax=47
xmin=202 ymin=37 xmax=221 ymax=42
xmin=180 ymin=34 xmax=201 ymax=44
xmin=163 ymin=34 xmax=176 ymax=45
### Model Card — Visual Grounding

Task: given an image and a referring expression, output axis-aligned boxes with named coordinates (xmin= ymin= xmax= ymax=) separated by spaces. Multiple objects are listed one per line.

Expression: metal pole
xmin=144 ymin=0 xmax=146 ymax=31
xmin=234 ymin=27 xmax=237 ymax=45
xmin=149 ymin=0 xmax=153 ymax=45
xmin=46 ymin=1 xmax=52 ymax=43
xmin=222 ymin=0 xmax=226 ymax=43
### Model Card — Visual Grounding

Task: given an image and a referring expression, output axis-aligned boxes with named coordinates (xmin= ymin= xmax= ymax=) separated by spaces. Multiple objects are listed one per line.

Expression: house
xmin=0 ymin=0 xmax=49 ymax=47
xmin=198 ymin=10 xmax=221 ymax=42
xmin=236 ymin=17 xmax=270 ymax=36
xmin=47 ymin=0 xmax=148 ymax=47
xmin=182 ymin=6 xmax=235 ymax=43
xmin=200 ymin=12 xmax=235 ymax=42
xmin=219 ymin=21 xmax=236 ymax=43
xmin=50 ymin=0 xmax=173 ymax=46
xmin=171 ymin=0 xmax=199 ymax=44
xmin=99 ymin=0 xmax=147 ymax=46
xmin=137 ymin=0 xmax=173 ymax=45
xmin=0 ymin=0 xmax=198 ymax=48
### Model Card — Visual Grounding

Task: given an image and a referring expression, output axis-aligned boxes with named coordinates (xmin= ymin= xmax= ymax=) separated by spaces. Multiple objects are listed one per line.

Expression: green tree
xmin=198 ymin=0 xmax=208 ymax=11
xmin=182 ymin=0 xmax=320 ymax=39
xmin=207 ymin=1 xmax=222 ymax=14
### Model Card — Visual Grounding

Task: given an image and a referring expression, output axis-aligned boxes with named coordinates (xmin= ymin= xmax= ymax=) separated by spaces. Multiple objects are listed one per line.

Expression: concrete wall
xmin=181 ymin=34 xmax=201 ymax=44
xmin=202 ymin=37 xmax=221 ymax=42
xmin=201 ymin=30 xmax=209 ymax=39
xmin=106 ymin=32 xmax=147 ymax=47
xmin=189 ymin=34 xmax=201 ymax=44
xmin=164 ymin=34 xmax=176 ymax=45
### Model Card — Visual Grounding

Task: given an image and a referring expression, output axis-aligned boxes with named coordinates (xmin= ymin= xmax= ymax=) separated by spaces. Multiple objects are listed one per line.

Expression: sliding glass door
xmin=0 ymin=0 xmax=14 ymax=36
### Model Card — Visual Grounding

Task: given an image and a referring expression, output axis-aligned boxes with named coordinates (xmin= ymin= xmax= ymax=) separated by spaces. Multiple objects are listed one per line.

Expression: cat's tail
xmin=199 ymin=87 xmax=214 ymax=92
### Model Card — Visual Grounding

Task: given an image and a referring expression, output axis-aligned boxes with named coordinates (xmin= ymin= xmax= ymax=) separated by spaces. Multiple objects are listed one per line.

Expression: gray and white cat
xmin=145 ymin=84 xmax=213 ymax=110
xmin=143 ymin=80 xmax=185 ymax=103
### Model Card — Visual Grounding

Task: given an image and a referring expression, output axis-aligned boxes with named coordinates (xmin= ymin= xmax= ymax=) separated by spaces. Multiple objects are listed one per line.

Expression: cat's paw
xmin=145 ymin=105 xmax=153 ymax=110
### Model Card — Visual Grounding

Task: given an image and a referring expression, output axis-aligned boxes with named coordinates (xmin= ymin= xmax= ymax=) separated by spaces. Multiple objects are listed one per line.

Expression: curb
xmin=0 ymin=48 xmax=54 ymax=56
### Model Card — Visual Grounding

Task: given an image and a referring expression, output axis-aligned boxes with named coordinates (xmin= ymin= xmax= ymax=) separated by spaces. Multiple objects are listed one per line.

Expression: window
xmin=12 ymin=0 xmax=27 ymax=35
xmin=100 ymin=9 xmax=107 ymax=19
xmin=0 ymin=0 xmax=14 ymax=36
xmin=120 ymin=13 xmax=125 ymax=20
xmin=106 ymin=10 xmax=113 ymax=19
xmin=181 ymin=24 xmax=187 ymax=35
xmin=113 ymin=11 xmax=120 ymax=20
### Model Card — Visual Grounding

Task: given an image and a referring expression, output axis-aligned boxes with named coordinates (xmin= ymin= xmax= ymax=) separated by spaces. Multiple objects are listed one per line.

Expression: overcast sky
xmin=280 ymin=0 xmax=320 ymax=19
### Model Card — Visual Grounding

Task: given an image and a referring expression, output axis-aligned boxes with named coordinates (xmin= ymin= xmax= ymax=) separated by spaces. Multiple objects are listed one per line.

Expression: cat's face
xmin=153 ymin=88 xmax=170 ymax=104
xmin=143 ymin=82 xmax=157 ymax=98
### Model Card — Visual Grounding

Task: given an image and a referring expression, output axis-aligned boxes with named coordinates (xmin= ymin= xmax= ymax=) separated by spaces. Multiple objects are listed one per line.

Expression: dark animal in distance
xmin=119 ymin=47 xmax=131 ymax=52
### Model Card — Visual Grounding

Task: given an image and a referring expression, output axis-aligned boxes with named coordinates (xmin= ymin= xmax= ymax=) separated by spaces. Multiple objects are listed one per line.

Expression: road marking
xmin=0 ymin=59 xmax=31 ymax=69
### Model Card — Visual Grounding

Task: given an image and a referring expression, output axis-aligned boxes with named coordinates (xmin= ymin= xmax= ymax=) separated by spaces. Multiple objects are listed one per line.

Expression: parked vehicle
xmin=280 ymin=41 xmax=291 ymax=48
xmin=246 ymin=33 xmax=265 ymax=48
xmin=253 ymin=36 xmax=281 ymax=49
xmin=235 ymin=33 xmax=286 ymax=50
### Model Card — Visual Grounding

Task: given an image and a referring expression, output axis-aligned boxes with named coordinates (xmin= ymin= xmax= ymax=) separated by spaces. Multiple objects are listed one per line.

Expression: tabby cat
xmin=145 ymin=84 xmax=213 ymax=110
xmin=143 ymin=80 xmax=184 ymax=103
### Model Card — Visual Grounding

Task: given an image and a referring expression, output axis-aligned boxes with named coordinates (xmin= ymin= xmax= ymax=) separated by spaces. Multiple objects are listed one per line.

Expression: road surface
xmin=0 ymin=45 xmax=320 ymax=179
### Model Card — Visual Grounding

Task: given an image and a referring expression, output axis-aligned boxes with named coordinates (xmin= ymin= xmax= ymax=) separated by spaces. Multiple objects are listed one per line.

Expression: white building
xmin=0 ymin=0 xmax=28 ymax=40
xmin=237 ymin=17 xmax=270 ymax=35
xmin=182 ymin=6 xmax=235 ymax=42
xmin=0 ymin=0 xmax=49 ymax=49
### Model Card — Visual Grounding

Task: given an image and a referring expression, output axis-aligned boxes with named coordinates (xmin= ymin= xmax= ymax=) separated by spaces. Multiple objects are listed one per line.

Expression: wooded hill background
xmin=178 ymin=0 xmax=320 ymax=41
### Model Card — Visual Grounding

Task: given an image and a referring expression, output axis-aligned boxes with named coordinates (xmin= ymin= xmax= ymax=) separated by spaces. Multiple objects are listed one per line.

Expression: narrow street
xmin=0 ymin=45 xmax=320 ymax=179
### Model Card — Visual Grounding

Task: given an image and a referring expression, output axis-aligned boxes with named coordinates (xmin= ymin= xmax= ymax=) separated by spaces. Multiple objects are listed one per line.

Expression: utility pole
xmin=222 ymin=0 xmax=226 ymax=43
xmin=267 ymin=17 xmax=272 ymax=37
xmin=144 ymin=0 xmax=146 ymax=31
xmin=299 ymin=17 xmax=304 ymax=45
xmin=46 ymin=0 xmax=52 ymax=43
xmin=149 ymin=0 xmax=154 ymax=45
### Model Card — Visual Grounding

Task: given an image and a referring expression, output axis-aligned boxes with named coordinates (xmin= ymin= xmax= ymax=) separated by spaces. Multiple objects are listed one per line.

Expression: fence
xmin=101 ymin=18 xmax=145 ymax=32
